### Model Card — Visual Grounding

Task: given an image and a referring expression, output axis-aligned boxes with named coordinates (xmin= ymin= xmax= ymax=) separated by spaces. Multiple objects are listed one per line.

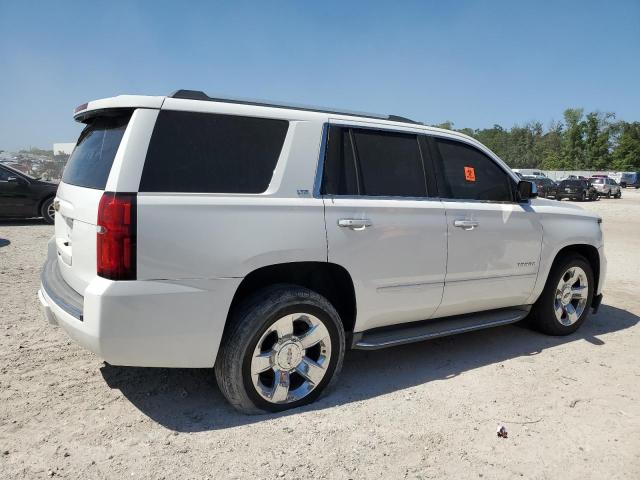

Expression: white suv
xmin=39 ymin=90 xmax=606 ymax=413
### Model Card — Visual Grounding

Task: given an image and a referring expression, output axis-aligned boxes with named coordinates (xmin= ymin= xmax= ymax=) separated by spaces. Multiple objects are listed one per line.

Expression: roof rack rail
xmin=168 ymin=89 xmax=423 ymax=125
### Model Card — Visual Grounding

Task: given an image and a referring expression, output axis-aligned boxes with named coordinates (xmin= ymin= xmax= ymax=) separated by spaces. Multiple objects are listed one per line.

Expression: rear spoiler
xmin=73 ymin=95 xmax=164 ymax=122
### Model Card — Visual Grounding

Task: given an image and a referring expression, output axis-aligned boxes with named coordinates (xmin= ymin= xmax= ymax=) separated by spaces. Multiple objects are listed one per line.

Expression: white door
xmin=321 ymin=124 xmax=447 ymax=332
xmin=428 ymin=136 xmax=543 ymax=318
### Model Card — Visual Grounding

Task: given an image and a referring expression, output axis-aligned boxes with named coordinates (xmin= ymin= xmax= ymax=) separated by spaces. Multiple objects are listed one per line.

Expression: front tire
xmin=215 ymin=285 xmax=345 ymax=414
xmin=41 ymin=197 xmax=55 ymax=224
xmin=528 ymin=254 xmax=594 ymax=335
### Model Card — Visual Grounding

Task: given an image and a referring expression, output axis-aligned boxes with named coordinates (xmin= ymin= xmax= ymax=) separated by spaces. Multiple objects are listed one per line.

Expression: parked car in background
xmin=609 ymin=172 xmax=623 ymax=183
xmin=0 ymin=163 xmax=58 ymax=223
xmin=512 ymin=169 xmax=547 ymax=178
xmin=591 ymin=177 xmax=622 ymax=198
xmin=556 ymin=179 xmax=598 ymax=201
xmin=39 ymin=90 xmax=606 ymax=413
xmin=523 ymin=176 xmax=559 ymax=199
xmin=619 ymin=172 xmax=640 ymax=188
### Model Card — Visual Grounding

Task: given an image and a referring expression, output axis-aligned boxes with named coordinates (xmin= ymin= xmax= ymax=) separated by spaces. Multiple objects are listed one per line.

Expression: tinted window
xmin=434 ymin=138 xmax=513 ymax=201
xmin=62 ymin=114 xmax=131 ymax=189
xmin=560 ymin=180 xmax=584 ymax=187
xmin=140 ymin=111 xmax=288 ymax=193
xmin=0 ymin=167 xmax=10 ymax=181
xmin=354 ymin=129 xmax=426 ymax=196
xmin=321 ymin=126 xmax=358 ymax=195
xmin=321 ymin=127 xmax=428 ymax=197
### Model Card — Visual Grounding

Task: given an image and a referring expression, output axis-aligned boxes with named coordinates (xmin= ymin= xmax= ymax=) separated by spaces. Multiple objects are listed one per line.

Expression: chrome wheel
xmin=251 ymin=313 xmax=332 ymax=404
xmin=47 ymin=202 xmax=56 ymax=219
xmin=554 ymin=266 xmax=589 ymax=326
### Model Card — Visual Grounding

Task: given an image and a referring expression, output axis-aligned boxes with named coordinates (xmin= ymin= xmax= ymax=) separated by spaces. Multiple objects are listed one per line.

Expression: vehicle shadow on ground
xmin=0 ymin=218 xmax=48 ymax=226
xmin=100 ymin=304 xmax=638 ymax=432
xmin=0 ymin=238 xmax=10 ymax=247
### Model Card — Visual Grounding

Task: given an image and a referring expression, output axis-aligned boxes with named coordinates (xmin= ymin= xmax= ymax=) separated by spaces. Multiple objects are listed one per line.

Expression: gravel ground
xmin=1 ymin=191 xmax=639 ymax=479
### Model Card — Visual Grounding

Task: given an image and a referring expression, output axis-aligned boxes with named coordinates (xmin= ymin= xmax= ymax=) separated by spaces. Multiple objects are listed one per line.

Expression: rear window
xmin=592 ymin=178 xmax=604 ymax=184
xmin=321 ymin=126 xmax=428 ymax=197
xmin=62 ymin=114 xmax=131 ymax=189
xmin=561 ymin=180 xmax=583 ymax=187
xmin=139 ymin=111 xmax=289 ymax=193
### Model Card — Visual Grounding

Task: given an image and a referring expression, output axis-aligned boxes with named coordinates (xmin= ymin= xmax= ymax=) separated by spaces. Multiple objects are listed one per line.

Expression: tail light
xmin=97 ymin=192 xmax=136 ymax=280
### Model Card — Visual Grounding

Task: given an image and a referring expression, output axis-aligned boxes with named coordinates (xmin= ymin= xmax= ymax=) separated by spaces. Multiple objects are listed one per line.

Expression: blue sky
xmin=1 ymin=0 xmax=638 ymax=151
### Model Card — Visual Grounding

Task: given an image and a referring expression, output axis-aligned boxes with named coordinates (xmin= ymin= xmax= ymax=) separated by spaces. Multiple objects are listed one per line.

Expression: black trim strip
xmin=41 ymin=257 xmax=84 ymax=321
xmin=168 ymin=90 xmax=423 ymax=125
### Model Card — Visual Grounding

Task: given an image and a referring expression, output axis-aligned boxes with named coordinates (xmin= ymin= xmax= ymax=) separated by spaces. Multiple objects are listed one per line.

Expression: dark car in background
xmin=0 ymin=164 xmax=58 ymax=223
xmin=523 ymin=176 xmax=559 ymax=199
xmin=620 ymin=172 xmax=640 ymax=188
xmin=556 ymin=179 xmax=598 ymax=202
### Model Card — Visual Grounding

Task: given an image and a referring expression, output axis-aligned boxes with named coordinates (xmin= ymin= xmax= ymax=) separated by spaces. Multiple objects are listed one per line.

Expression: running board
xmin=352 ymin=306 xmax=531 ymax=350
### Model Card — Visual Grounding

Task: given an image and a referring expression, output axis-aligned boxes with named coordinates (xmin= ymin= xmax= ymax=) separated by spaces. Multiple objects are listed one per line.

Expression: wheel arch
xmin=227 ymin=262 xmax=357 ymax=334
xmin=37 ymin=193 xmax=55 ymax=214
xmin=551 ymin=243 xmax=600 ymax=297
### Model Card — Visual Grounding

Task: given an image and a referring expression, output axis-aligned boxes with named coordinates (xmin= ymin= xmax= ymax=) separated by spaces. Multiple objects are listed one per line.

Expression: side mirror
xmin=7 ymin=176 xmax=27 ymax=185
xmin=517 ymin=180 xmax=537 ymax=202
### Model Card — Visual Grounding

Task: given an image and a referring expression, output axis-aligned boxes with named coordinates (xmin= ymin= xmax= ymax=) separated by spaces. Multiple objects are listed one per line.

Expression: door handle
xmin=338 ymin=218 xmax=372 ymax=231
xmin=453 ymin=219 xmax=479 ymax=230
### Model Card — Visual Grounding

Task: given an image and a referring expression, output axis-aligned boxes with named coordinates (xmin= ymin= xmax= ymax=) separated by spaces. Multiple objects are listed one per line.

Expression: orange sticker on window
xmin=464 ymin=166 xmax=476 ymax=182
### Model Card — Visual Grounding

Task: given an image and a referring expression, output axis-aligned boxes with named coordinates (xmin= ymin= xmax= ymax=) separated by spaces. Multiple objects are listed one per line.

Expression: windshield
xmin=62 ymin=113 xmax=131 ymax=189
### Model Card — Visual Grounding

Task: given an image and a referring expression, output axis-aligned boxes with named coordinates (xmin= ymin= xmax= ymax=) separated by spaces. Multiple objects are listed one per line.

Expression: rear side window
xmin=140 ymin=111 xmax=288 ymax=193
xmin=62 ymin=114 xmax=131 ymax=189
xmin=352 ymin=129 xmax=427 ymax=197
xmin=321 ymin=126 xmax=358 ymax=195
xmin=434 ymin=138 xmax=513 ymax=202
xmin=321 ymin=126 xmax=428 ymax=197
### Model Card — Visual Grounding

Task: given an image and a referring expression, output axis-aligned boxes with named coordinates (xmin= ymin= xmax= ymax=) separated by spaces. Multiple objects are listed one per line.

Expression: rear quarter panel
xmin=135 ymin=119 xmax=328 ymax=280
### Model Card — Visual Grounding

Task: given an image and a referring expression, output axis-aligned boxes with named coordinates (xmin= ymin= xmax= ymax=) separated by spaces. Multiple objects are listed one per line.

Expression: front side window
xmin=321 ymin=126 xmax=428 ymax=197
xmin=0 ymin=167 xmax=10 ymax=181
xmin=140 ymin=111 xmax=289 ymax=193
xmin=433 ymin=138 xmax=513 ymax=202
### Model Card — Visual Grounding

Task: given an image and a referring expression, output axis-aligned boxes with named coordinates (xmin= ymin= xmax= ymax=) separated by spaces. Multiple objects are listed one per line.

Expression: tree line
xmin=434 ymin=108 xmax=640 ymax=172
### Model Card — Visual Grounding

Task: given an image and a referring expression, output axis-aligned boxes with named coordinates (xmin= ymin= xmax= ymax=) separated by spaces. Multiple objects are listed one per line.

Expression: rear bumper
xmin=39 ymin=254 xmax=242 ymax=368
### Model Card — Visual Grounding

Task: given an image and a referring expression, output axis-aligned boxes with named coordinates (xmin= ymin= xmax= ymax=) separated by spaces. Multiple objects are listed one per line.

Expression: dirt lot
xmin=1 ymin=191 xmax=639 ymax=479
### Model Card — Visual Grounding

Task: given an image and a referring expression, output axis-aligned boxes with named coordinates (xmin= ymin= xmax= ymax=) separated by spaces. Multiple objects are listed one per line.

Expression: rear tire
xmin=41 ymin=197 xmax=55 ymax=224
xmin=615 ymin=190 xmax=621 ymax=199
xmin=214 ymin=284 xmax=345 ymax=414
xmin=528 ymin=254 xmax=594 ymax=336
